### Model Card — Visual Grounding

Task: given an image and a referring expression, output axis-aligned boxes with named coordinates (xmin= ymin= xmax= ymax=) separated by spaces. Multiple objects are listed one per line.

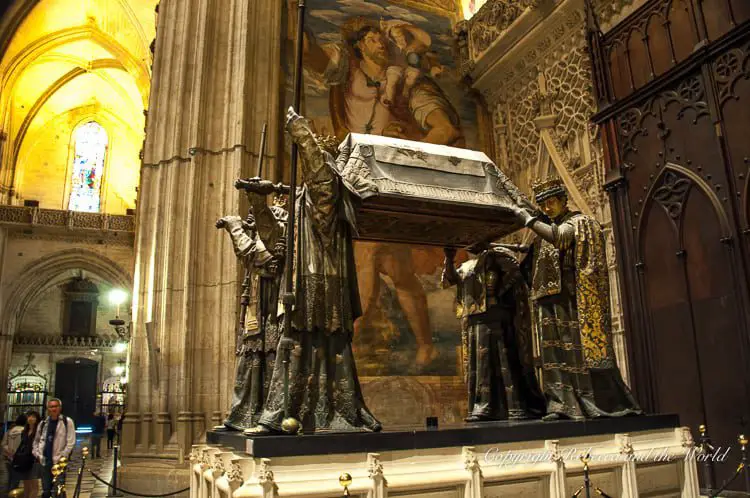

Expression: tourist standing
xmin=17 ymin=411 xmax=41 ymax=498
xmin=32 ymin=398 xmax=76 ymax=498
xmin=106 ymin=414 xmax=116 ymax=450
xmin=91 ymin=412 xmax=106 ymax=458
xmin=2 ymin=414 xmax=27 ymax=491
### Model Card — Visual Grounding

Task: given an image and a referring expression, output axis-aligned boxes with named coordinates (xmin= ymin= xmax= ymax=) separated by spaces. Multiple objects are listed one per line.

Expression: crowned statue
xmin=511 ymin=177 xmax=642 ymax=420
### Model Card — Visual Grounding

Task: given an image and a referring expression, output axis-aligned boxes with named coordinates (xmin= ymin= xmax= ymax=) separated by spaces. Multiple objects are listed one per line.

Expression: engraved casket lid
xmin=338 ymin=133 xmax=534 ymax=247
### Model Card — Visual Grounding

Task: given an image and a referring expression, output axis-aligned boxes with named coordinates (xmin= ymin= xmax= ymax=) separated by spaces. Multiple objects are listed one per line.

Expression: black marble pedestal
xmin=207 ymin=414 xmax=680 ymax=458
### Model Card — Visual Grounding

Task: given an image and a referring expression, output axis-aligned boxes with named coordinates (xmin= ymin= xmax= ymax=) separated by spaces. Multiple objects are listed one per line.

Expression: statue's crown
xmin=531 ymin=176 xmax=566 ymax=202
xmin=314 ymin=134 xmax=339 ymax=156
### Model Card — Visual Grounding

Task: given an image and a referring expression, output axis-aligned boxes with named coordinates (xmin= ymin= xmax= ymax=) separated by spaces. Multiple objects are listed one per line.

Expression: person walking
xmin=2 ymin=414 xmax=27 ymax=491
xmin=17 ymin=411 xmax=41 ymax=498
xmin=32 ymin=398 xmax=76 ymax=498
xmin=91 ymin=412 xmax=106 ymax=459
xmin=116 ymin=414 xmax=123 ymax=445
xmin=106 ymin=414 xmax=116 ymax=451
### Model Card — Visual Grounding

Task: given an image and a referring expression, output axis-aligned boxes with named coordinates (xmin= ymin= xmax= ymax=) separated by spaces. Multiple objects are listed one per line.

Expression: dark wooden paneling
xmin=733 ymin=0 xmax=750 ymax=25
xmin=647 ymin=12 xmax=674 ymax=77
xmin=589 ymin=0 xmax=750 ymax=490
xmin=628 ymin=30 xmax=652 ymax=89
xmin=609 ymin=42 xmax=632 ymax=100
xmin=714 ymin=40 xmax=750 ymax=236
xmin=702 ymin=0 xmax=734 ymax=42
xmin=641 ymin=205 xmax=702 ymax=422
xmin=668 ymin=0 xmax=698 ymax=62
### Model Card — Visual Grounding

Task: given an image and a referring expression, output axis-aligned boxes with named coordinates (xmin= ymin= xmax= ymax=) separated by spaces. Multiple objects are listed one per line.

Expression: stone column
xmin=124 ymin=0 xmax=283 ymax=458
xmin=0 ymin=226 xmax=12 ymax=421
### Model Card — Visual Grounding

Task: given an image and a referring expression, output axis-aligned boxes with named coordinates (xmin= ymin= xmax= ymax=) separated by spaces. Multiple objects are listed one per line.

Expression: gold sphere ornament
xmin=339 ymin=473 xmax=352 ymax=487
xmin=51 ymin=464 xmax=62 ymax=477
xmin=739 ymin=434 xmax=748 ymax=446
xmin=9 ymin=487 xmax=24 ymax=498
xmin=281 ymin=417 xmax=300 ymax=435
xmin=82 ymin=446 xmax=90 ymax=457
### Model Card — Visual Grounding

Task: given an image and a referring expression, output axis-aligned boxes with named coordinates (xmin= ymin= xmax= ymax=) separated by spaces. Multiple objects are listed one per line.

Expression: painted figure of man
xmin=245 ymin=107 xmax=381 ymax=434
xmin=511 ymin=177 xmax=642 ymax=420
xmin=442 ymin=245 xmax=545 ymax=421
xmin=216 ymin=193 xmax=287 ymax=430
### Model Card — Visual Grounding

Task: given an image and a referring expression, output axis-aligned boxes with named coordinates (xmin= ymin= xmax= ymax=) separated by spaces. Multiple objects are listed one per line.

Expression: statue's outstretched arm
xmin=285 ymin=106 xmax=338 ymax=233
xmin=511 ymin=207 xmax=575 ymax=250
xmin=216 ymin=215 xmax=255 ymax=258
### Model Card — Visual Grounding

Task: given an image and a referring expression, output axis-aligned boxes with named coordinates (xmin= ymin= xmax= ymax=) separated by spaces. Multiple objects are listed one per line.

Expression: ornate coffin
xmin=338 ymin=133 xmax=534 ymax=247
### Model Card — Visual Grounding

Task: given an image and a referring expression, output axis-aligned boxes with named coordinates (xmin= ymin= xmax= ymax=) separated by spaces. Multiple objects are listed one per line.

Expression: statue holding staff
xmin=241 ymin=108 xmax=381 ymax=434
xmin=216 ymin=186 xmax=287 ymax=430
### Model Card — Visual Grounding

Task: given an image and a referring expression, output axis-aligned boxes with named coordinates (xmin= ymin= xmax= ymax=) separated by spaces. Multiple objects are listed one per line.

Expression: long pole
xmin=255 ymin=123 xmax=268 ymax=178
xmin=236 ymin=123 xmax=268 ymax=354
xmin=280 ymin=0 xmax=306 ymax=424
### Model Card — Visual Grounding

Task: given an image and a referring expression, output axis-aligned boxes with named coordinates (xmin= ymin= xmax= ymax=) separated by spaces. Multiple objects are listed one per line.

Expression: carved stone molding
xmin=0 ymin=205 xmax=135 ymax=232
xmin=468 ymin=0 xmax=539 ymax=59
xmin=616 ymin=433 xmax=634 ymax=456
xmin=258 ymin=458 xmax=274 ymax=485
xmin=472 ymin=0 xmax=637 ymax=105
xmin=368 ymin=453 xmax=384 ymax=480
xmin=462 ymin=446 xmax=481 ymax=472
xmin=227 ymin=462 xmax=243 ymax=483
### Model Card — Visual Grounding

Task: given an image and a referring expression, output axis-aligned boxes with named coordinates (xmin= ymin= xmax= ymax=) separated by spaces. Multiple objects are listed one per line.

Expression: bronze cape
xmin=223 ymin=209 xmax=286 ymax=430
xmin=256 ymin=115 xmax=381 ymax=433
xmin=523 ymin=211 xmax=642 ymax=419
xmin=445 ymin=250 xmax=545 ymax=420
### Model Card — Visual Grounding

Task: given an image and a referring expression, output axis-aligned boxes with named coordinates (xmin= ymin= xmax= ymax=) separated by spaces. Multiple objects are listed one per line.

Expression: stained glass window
xmin=68 ymin=121 xmax=108 ymax=212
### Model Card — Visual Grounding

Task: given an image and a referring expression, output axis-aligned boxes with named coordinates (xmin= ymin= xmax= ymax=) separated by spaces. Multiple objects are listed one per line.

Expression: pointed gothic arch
xmin=0 ymin=248 xmax=132 ymax=340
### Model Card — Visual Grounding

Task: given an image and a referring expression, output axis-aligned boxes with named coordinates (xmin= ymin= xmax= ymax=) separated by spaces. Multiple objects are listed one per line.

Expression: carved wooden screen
xmin=591 ymin=0 xmax=750 ymax=488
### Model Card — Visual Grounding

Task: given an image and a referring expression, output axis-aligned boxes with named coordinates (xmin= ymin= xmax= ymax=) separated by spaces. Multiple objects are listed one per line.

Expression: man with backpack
xmin=32 ymin=398 xmax=76 ymax=498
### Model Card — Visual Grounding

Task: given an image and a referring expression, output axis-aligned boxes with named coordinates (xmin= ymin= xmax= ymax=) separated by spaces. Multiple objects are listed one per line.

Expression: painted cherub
xmin=378 ymin=19 xmax=445 ymax=108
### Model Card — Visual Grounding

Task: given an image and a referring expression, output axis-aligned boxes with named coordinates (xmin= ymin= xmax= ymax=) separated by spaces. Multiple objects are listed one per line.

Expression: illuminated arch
xmin=0 ymin=0 xmax=155 ymax=207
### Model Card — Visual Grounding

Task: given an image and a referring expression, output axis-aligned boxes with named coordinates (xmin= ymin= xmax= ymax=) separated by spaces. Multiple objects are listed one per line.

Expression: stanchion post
xmin=581 ymin=454 xmax=591 ymax=498
xmin=339 ymin=473 xmax=352 ymax=498
xmin=739 ymin=434 xmax=749 ymax=494
xmin=698 ymin=424 xmax=717 ymax=493
xmin=108 ymin=445 xmax=123 ymax=497
xmin=73 ymin=447 xmax=89 ymax=498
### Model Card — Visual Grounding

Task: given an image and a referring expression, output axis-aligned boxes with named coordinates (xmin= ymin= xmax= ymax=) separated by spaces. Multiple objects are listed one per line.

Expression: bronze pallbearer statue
xmin=216 ymin=192 xmax=287 ymax=430
xmin=511 ymin=177 xmax=642 ymax=420
xmin=242 ymin=108 xmax=382 ymax=434
xmin=442 ymin=245 xmax=545 ymax=422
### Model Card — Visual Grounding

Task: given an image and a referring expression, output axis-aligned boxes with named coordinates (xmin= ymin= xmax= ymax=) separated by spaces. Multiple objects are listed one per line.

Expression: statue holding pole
xmin=216 ymin=124 xmax=288 ymax=431
xmin=239 ymin=0 xmax=381 ymax=435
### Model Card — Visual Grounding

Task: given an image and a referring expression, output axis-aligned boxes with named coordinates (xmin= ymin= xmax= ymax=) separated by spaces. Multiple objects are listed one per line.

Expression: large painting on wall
xmin=299 ymin=0 xmax=477 ymax=148
xmin=286 ymin=0 xmax=477 ymax=424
